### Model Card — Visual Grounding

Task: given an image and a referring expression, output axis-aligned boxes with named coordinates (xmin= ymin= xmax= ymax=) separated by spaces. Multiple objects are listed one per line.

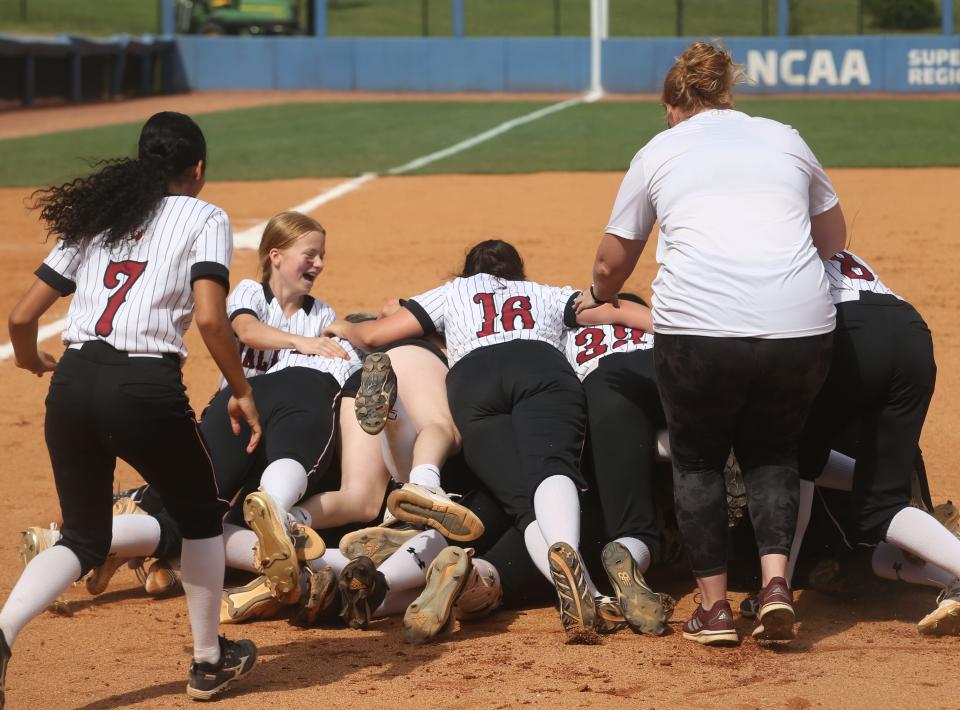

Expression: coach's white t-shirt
xmin=824 ymin=250 xmax=897 ymax=304
xmin=38 ymin=195 xmax=232 ymax=359
xmin=404 ymin=273 xmax=574 ymax=368
xmin=606 ymin=109 xmax=836 ymax=339
xmin=227 ymin=278 xmax=360 ymax=386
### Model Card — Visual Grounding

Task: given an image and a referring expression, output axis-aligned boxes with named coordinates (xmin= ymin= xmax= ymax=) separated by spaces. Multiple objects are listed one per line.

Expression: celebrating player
xmin=2 ymin=112 xmax=259 ymax=701
xmin=577 ymin=41 xmax=845 ymax=645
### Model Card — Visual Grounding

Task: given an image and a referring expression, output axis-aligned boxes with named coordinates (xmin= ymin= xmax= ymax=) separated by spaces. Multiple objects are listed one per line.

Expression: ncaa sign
xmin=745 ymin=49 xmax=872 ymax=88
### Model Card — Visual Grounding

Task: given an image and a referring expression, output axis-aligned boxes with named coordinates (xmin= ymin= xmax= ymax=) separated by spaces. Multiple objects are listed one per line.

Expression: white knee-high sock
xmin=181 ymin=536 xmax=225 ymax=665
xmin=614 ymin=537 xmax=652 ymax=575
xmin=885 ymin=507 xmax=960 ymax=580
xmin=524 ymin=520 xmax=600 ymax=597
xmin=533 ymin=475 xmax=581 ymax=549
xmin=787 ymin=480 xmax=816 ymax=585
xmin=373 ymin=587 xmax=420 ymax=618
xmin=110 ymin=514 xmax=162 ymax=557
xmin=409 ymin=464 xmax=441 ymax=490
xmin=872 ymin=541 xmax=956 ymax=589
xmin=260 ymin=458 xmax=308 ymax=511
xmin=306 ymin=548 xmax=351 ymax=576
xmin=223 ymin=524 xmax=258 ymax=573
xmin=0 ymin=545 xmax=81 ymax=646
xmin=815 ymin=450 xmax=856 ymax=491
xmin=377 ymin=530 xmax=447 ymax=592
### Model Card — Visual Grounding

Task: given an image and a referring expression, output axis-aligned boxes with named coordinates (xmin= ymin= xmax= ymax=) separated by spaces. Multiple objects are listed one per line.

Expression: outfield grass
xmin=0 ymin=0 xmax=955 ymax=37
xmin=0 ymin=98 xmax=957 ymax=188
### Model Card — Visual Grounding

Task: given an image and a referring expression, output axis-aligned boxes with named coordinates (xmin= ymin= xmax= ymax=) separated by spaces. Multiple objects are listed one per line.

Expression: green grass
xmin=0 ymin=98 xmax=957 ymax=188
xmin=2 ymin=0 xmax=954 ymax=37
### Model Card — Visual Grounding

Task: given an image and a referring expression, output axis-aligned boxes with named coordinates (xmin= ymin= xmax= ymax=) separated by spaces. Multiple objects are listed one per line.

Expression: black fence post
xmin=554 ymin=0 xmax=560 ymax=36
xmin=676 ymin=0 xmax=684 ymax=36
xmin=20 ymin=0 xmax=27 ymax=21
xmin=762 ymin=0 xmax=770 ymax=35
xmin=857 ymin=0 xmax=864 ymax=34
xmin=422 ymin=0 xmax=429 ymax=36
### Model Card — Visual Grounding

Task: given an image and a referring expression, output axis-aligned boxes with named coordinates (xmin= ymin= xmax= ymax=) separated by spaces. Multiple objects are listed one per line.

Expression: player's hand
xmin=15 ymin=350 xmax=58 ymax=377
xmin=574 ymin=287 xmax=619 ymax=315
xmin=322 ymin=320 xmax=350 ymax=340
xmin=228 ymin=389 xmax=261 ymax=453
xmin=291 ymin=334 xmax=348 ymax=359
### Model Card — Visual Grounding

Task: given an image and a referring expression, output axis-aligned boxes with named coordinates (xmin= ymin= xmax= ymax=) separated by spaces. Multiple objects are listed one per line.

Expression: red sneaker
xmin=682 ymin=599 xmax=739 ymax=646
xmin=752 ymin=576 xmax=795 ymax=641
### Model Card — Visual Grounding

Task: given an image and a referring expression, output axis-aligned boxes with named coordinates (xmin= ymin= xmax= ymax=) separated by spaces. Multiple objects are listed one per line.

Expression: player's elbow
xmin=8 ymin=304 xmax=36 ymax=331
xmin=194 ymin=309 xmax=226 ymax=336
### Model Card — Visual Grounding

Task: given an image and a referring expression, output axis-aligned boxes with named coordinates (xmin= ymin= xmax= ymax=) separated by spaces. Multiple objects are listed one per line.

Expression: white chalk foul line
xmin=2 ymin=93 xmax=592 ymax=360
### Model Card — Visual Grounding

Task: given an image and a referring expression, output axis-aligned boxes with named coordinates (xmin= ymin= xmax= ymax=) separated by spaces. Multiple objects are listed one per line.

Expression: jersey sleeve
xmin=559 ymin=287 xmax=580 ymax=328
xmin=794 ymin=133 xmax=839 ymax=217
xmin=227 ymin=279 xmax=268 ymax=322
xmin=35 ymin=240 xmax=82 ymax=296
xmin=605 ymin=153 xmax=656 ymax=241
xmin=402 ymin=282 xmax=449 ymax=335
xmin=189 ymin=208 xmax=232 ymax=289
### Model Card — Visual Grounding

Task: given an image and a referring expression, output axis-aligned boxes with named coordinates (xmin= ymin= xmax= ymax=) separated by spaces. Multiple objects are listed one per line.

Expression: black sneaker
xmin=186 ymin=636 xmax=257 ymax=701
xmin=0 ymin=632 xmax=11 ymax=710
xmin=338 ymin=557 xmax=389 ymax=630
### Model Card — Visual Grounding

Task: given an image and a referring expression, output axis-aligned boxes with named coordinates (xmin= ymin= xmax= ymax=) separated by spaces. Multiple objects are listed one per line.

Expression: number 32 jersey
xmin=403 ymin=273 xmax=575 ymax=368
xmin=36 ymin=195 xmax=232 ymax=359
xmin=566 ymin=323 xmax=654 ymax=381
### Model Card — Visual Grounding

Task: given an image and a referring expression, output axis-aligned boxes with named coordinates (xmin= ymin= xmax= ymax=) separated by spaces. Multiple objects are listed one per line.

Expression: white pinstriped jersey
xmin=404 ymin=273 xmax=575 ymax=368
xmin=227 ymin=278 xmax=360 ymax=386
xmin=37 ymin=195 xmax=232 ymax=359
xmin=824 ymin=250 xmax=897 ymax=304
xmin=565 ymin=323 xmax=654 ymax=381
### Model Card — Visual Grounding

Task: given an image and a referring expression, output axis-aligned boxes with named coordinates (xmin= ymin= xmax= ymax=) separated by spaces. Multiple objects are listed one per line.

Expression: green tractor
xmin=175 ymin=0 xmax=303 ymax=36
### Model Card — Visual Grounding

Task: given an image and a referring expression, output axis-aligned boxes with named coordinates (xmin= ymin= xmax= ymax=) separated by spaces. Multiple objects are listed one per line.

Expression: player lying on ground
xmin=326 ymin=239 xmax=660 ymax=640
xmin=784 ymin=249 xmax=960 ymax=636
xmin=1 ymin=112 xmax=261 ymax=703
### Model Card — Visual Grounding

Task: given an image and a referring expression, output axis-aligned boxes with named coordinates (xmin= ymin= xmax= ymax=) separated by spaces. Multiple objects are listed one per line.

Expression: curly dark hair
xmin=459 ymin=239 xmax=526 ymax=281
xmin=31 ymin=112 xmax=207 ymax=248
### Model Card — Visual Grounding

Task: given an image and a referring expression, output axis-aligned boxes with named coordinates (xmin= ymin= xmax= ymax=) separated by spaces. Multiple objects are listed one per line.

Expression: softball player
xmin=792 ymin=249 xmax=959 ymax=635
xmin=565 ymin=293 xmax=669 ymax=635
xmin=1 ymin=112 xmax=259 ymax=702
xmin=327 ymin=239 xmax=644 ymax=639
xmin=578 ymin=41 xmax=844 ymax=646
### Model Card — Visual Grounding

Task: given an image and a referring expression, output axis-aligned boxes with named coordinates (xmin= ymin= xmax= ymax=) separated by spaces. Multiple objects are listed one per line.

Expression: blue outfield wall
xmin=172 ymin=35 xmax=960 ymax=94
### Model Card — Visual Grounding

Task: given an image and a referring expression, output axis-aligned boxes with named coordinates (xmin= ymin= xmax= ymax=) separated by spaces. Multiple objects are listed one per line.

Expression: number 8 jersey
xmin=403 ymin=273 xmax=575 ymax=368
xmin=36 ymin=195 xmax=232 ymax=359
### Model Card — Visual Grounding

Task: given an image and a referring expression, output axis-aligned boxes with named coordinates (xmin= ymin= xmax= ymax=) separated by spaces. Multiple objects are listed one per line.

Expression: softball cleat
xmin=601 ymin=541 xmax=667 ymax=635
xmin=354 ymin=352 xmax=398 ymax=435
xmin=402 ymin=546 xmax=472 ymax=644
xmin=339 ymin=524 xmax=422 ymax=566
xmin=17 ymin=525 xmax=71 ymax=615
xmin=293 ymin=565 xmax=341 ymax=628
xmin=917 ymin=581 xmax=960 ymax=636
xmin=338 ymin=556 xmax=388 ymax=630
xmin=387 ymin=483 xmax=484 ymax=542
xmin=220 ymin=575 xmax=285 ymax=624
xmin=547 ymin=542 xmax=597 ymax=640
xmin=244 ymin=491 xmax=300 ymax=598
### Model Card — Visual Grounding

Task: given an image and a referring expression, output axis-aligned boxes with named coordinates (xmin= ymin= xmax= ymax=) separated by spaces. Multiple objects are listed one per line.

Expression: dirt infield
xmin=0 ymin=169 xmax=958 ymax=709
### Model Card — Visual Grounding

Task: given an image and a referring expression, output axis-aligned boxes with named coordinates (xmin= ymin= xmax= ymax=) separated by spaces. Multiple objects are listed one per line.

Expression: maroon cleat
xmin=682 ymin=599 xmax=739 ymax=646
xmin=752 ymin=576 xmax=796 ymax=641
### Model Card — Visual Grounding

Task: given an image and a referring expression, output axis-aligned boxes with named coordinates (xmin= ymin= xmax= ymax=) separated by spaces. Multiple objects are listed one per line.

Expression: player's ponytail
xmin=661 ymin=41 xmax=745 ymax=114
xmin=460 ymin=239 xmax=526 ymax=281
xmin=31 ymin=112 xmax=207 ymax=248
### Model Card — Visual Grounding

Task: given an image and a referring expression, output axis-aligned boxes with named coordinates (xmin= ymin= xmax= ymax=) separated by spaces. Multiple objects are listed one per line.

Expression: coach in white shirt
xmin=576 ymin=41 xmax=846 ymax=646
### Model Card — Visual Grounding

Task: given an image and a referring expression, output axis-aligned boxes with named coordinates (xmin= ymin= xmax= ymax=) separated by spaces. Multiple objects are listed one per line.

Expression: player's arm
xmin=575 ymin=299 xmax=653 ymax=331
xmin=577 ymin=233 xmax=647 ymax=313
xmin=811 ymin=203 xmax=847 ymax=260
xmin=324 ymin=307 xmax=424 ymax=349
xmin=8 ymin=279 xmax=61 ymax=376
xmin=231 ymin=314 xmax=347 ymax=359
xmin=194 ymin=277 xmax=261 ymax=453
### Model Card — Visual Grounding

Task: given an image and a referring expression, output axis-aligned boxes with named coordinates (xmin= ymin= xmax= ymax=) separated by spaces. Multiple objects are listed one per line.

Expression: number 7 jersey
xmin=403 ymin=273 xmax=575 ymax=368
xmin=36 ymin=195 xmax=232 ymax=359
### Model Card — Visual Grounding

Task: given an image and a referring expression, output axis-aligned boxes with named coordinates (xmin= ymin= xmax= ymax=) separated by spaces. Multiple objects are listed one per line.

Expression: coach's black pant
xmin=45 ymin=342 xmax=226 ymax=576
xmin=582 ymin=350 xmax=663 ymax=560
xmin=201 ymin=367 xmax=341 ymax=506
xmin=799 ymin=293 xmax=936 ymax=544
xmin=655 ymin=332 xmax=833 ymax=577
xmin=446 ymin=340 xmax=587 ymax=529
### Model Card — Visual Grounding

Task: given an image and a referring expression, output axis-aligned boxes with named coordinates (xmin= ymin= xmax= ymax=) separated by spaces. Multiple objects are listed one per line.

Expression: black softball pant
xmin=655 ymin=332 xmax=833 ymax=577
xmin=45 ymin=342 xmax=227 ymax=576
xmin=446 ymin=340 xmax=587 ymax=529
xmin=201 ymin=366 xmax=341 ymax=507
xmin=582 ymin=350 xmax=663 ymax=560
xmin=799 ymin=294 xmax=936 ymax=544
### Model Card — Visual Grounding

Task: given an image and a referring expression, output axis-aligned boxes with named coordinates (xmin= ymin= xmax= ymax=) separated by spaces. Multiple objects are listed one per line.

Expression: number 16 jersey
xmin=403 ymin=273 xmax=575 ymax=368
xmin=36 ymin=195 xmax=232 ymax=360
